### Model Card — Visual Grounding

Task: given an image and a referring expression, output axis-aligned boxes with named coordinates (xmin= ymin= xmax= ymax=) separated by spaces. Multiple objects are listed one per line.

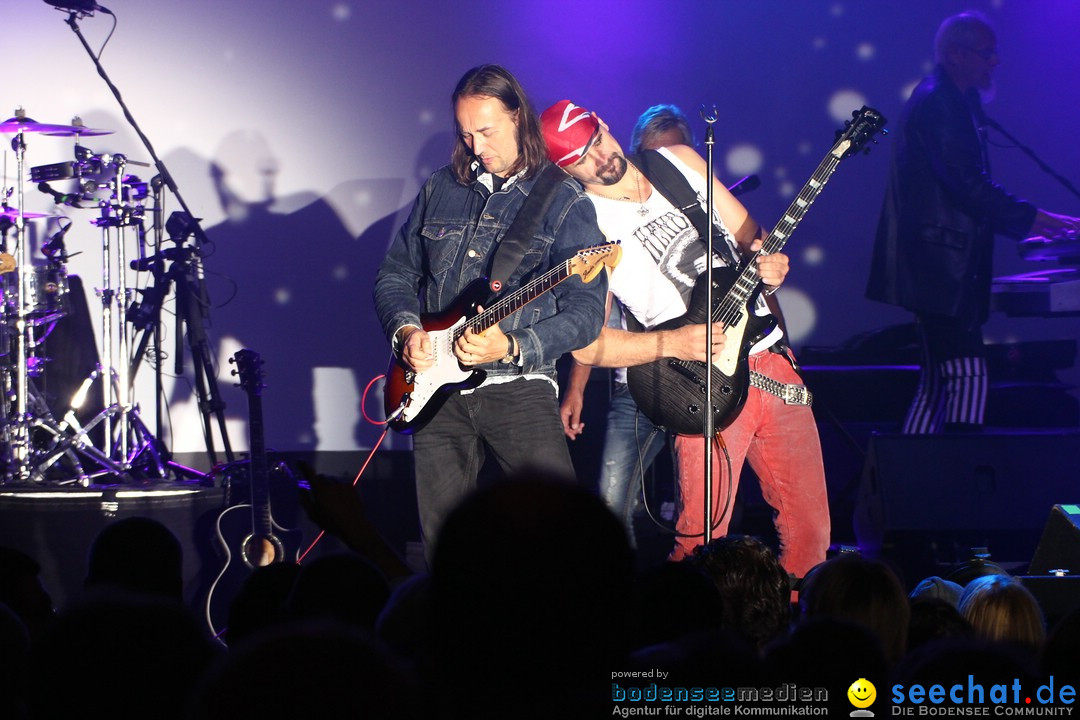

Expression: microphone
xmin=42 ymin=0 xmax=112 ymax=15
xmin=43 ymin=220 xmax=72 ymax=259
xmin=130 ymin=247 xmax=182 ymax=271
xmin=38 ymin=182 xmax=84 ymax=209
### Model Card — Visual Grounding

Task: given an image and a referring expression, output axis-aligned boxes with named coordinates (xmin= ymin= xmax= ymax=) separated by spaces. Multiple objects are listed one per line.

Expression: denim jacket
xmin=374 ymin=164 xmax=608 ymax=381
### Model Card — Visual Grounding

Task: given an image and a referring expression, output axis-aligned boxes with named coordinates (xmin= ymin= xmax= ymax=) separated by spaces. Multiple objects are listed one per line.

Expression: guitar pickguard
xmin=626 ymin=267 xmax=773 ymax=435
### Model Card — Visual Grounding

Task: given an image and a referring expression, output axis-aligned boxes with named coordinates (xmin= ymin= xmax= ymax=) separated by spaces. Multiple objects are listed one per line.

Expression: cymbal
xmin=0 ymin=115 xmax=113 ymax=137
xmin=43 ymin=124 xmax=114 ymax=137
xmin=0 ymin=208 xmax=65 ymax=220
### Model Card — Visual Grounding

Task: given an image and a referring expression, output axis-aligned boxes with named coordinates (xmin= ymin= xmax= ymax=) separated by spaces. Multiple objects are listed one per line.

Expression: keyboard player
xmin=865 ymin=10 xmax=1080 ymax=434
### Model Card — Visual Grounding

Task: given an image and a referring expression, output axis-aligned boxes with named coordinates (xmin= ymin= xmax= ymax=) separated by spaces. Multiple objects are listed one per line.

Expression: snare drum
xmin=3 ymin=266 xmax=70 ymax=325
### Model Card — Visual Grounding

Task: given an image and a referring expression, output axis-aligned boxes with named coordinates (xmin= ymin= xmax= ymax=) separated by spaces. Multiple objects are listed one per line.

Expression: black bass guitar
xmin=627 ymin=106 xmax=887 ymax=435
xmin=205 ymin=349 xmax=300 ymax=640
xmin=383 ymin=242 xmax=621 ymax=433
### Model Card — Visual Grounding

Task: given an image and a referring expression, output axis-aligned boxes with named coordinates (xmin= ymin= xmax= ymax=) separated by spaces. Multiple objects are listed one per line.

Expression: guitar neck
xmin=717 ymin=150 xmax=844 ymax=316
xmin=247 ymin=393 xmax=273 ymax=538
xmin=454 ymin=259 xmax=573 ymax=340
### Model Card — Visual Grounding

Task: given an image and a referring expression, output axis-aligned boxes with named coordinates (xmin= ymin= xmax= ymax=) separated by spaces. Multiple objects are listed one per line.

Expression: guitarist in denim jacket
xmin=374 ymin=66 xmax=607 ymax=561
xmin=541 ymin=100 xmax=829 ymax=582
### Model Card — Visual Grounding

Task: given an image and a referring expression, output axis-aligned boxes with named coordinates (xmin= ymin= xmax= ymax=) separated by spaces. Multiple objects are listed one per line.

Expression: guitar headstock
xmin=832 ymin=106 xmax=888 ymax=159
xmin=568 ymin=242 xmax=622 ymax=283
xmin=231 ymin=349 xmax=265 ymax=397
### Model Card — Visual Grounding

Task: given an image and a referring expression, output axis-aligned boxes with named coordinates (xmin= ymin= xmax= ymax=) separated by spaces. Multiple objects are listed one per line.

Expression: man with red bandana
xmin=541 ymin=100 xmax=829 ymax=580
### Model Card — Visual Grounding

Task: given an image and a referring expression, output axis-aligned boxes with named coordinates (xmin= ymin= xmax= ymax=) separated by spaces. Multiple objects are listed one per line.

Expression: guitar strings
xmin=456 ymin=260 xmax=571 ymax=341
xmin=710 ymin=154 xmax=841 ymax=329
xmin=455 ymin=244 xmax=613 ymax=341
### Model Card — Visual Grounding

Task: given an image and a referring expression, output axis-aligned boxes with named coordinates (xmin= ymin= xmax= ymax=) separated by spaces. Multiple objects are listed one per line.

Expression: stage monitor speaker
xmin=854 ymin=432 xmax=1080 ymax=572
xmin=1029 ymin=504 xmax=1080 ymax=575
xmin=1018 ymin=575 xmax=1080 ymax=628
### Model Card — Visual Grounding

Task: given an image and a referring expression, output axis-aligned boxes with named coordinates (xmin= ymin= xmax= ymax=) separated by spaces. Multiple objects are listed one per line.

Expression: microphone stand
xmin=981 ymin=114 xmax=1080 ymax=203
xmin=700 ymin=105 xmax=719 ymax=545
xmin=60 ymin=10 xmax=234 ymax=466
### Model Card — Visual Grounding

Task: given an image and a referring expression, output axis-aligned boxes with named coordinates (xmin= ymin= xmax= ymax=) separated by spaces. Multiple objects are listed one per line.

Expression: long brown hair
xmin=449 ymin=64 xmax=548 ymax=185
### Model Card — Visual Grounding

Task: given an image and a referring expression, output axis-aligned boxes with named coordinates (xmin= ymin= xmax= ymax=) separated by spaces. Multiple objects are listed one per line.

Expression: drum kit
xmin=1 ymin=108 xmax=165 ymax=486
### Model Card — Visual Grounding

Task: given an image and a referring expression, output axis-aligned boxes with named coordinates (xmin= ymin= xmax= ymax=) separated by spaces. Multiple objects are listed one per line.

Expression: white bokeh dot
xmin=802 ymin=245 xmax=825 ymax=267
xmin=331 ymin=3 xmax=351 ymax=21
xmin=856 ymin=42 xmax=875 ymax=61
xmin=725 ymin=144 xmax=764 ymax=176
xmin=275 ymin=287 xmax=292 ymax=305
xmin=771 ymin=286 xmax=817 ymax=345
xmin=827 ymin=90 xmax=869 ymax=124
xmin=419 ymin=109 xmax=435 ymax=125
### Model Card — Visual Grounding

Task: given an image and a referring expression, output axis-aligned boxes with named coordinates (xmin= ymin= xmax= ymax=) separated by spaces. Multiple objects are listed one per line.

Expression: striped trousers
xmin=902 ymin=313 xmax=987 ymax=434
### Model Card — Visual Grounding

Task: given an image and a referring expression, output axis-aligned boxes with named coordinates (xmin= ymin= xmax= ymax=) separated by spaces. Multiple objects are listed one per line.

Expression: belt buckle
xmin=784 ymin=385 xmax=812 ymax=407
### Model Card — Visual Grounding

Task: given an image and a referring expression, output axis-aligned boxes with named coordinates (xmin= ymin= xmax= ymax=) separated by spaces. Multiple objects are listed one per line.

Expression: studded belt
xmin=749 ymin=371 xmax=813 ymax=407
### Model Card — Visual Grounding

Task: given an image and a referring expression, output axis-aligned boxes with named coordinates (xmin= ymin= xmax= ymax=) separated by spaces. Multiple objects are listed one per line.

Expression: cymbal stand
xmin=4 ymin=127 xmax=33 ymax=483
xmin=74 ymin=166 xmax=165 ymax=478
xmin=0 ymin=119 xmax=129 ymax=486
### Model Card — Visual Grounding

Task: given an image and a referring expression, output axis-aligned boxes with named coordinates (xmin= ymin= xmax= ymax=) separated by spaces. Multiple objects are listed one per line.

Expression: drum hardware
xmin=0 ymin=116 xmax=59 ymax=483
xmin=51 ymin=5 xmax=234 ymax=470
xmin=77 ymin=159 xmax=166 ymax=476
xmin=0 ymin=111 xmax=160 ymax=485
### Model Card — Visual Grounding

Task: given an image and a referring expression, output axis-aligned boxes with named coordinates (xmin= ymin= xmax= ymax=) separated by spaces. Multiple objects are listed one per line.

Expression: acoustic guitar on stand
xmin=205 ymin=348 xmax=300 ymax=641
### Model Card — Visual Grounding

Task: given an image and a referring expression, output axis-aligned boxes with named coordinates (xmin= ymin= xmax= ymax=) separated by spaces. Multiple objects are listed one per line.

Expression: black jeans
xmin=412 ymin=378 xmax=575 ymax=559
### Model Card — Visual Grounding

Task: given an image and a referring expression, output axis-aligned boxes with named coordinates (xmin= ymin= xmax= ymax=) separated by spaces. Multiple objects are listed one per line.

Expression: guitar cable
xmin=639 ymin=424 xmax=735 ymax=540
xmin=296 ymin=373 xmax=395 ymax=562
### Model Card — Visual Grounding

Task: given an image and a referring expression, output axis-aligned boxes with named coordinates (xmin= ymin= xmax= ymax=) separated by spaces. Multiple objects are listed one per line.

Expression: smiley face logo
xmin=848 ymin=678 xmax=876 ymax=709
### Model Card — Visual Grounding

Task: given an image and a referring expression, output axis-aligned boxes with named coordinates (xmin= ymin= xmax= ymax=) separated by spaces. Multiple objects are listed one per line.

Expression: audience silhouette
xmin=4 ymin=481 xmax=1078 ymax=717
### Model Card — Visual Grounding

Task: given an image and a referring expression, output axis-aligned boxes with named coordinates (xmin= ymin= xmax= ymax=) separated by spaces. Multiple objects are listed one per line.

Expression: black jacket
xmin=866 ymin=66 xmax=1036 ymax=325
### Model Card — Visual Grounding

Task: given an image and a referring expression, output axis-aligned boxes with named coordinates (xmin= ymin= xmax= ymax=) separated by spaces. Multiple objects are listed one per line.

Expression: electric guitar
xmin=383 ymin=242 xmax=621 ymax=433
xmin=627 ymin=106 xmax=887 ymax=435
xmin=205 ymin=349 xmax=300 ymax=641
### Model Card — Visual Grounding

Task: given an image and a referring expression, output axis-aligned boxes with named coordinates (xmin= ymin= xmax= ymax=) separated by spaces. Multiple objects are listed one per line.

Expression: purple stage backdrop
xmin=7 ymin=0 xmax=1079 ymax=454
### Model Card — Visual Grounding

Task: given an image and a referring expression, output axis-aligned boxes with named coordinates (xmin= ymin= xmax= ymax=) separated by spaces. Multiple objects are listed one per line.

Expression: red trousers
xmin=670 ymin=350 xmax=830 ymax=579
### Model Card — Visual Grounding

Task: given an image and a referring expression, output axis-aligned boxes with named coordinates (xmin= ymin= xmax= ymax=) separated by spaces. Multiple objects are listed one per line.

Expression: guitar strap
xmin=631 ymin=150 xmax=799 ymax=364
xmin=487 ymin=163 xmax=567 ymax=294
xmin=630 ymin=149 xmax=739 ymax=267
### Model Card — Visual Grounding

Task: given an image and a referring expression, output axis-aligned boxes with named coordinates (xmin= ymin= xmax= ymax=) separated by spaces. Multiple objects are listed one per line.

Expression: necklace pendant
xmin=637 ymin=205 xmax=650 ymax=217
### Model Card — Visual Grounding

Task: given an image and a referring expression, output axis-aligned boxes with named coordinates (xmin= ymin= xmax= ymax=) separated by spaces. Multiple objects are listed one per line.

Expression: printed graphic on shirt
xmin=630 ymin=208 xmax=709 ymax=293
